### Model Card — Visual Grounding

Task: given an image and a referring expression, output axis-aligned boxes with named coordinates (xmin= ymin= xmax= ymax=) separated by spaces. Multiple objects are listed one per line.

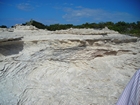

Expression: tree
xmin=25 ymin=20 xmax=46 ymax=29
xmin=104 ymin=22 xmax=114 ymax=30
xmin=0 ymin=25 xmax=7 ymax=28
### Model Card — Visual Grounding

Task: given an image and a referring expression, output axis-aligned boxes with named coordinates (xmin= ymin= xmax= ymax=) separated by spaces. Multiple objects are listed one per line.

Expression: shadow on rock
xmin=0 ymin=41 xmax=24 ymax=56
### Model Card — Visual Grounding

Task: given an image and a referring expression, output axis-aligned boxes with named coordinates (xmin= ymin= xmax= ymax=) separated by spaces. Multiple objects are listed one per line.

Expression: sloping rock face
xmin=0 ymin=28 xmax=14 ymax=32
xmin=52 ymin=27 xmax=118 ymax=35
xmin=14 ymin=24 xmax=38 ymax=30
xmin=0 ymin=30 xmax=140 ymax=105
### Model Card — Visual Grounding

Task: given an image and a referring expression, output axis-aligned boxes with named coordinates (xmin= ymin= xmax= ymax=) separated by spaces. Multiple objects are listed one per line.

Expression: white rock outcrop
xmin=0 ymin=28 xmax=139 ymax=105
xmin=52 ymin=27 xmax=118 ymax=35
xmin=0 ymin=28 xmax=14 ymax=32
xmin=0 ymin=28 xmax=8 ymax=32
xmin=14 ymin=24 xmax=38 ymax=31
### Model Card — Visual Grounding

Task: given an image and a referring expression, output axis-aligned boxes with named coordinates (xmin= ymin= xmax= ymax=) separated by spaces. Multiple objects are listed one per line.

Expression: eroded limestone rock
xmin=52 ymin=27 xmax=118 ymax=35
xmin=0 ymin=30 xmax=140 ymax=105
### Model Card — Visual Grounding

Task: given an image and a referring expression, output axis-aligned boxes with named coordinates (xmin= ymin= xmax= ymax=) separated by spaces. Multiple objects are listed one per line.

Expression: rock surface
xmin=52 ymin=27 xmax=118 ymax=35
xmin=0 ymin=28 xmax=140 ymax=105
xmin=14 ymin=24 xmax=38 ymax=31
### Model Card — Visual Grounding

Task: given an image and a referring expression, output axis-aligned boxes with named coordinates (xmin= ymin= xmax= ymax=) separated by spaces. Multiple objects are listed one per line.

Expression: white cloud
xmin=62 ymin=8 xmax=103 ymax=22
xmin=75 ymin=6 xmax=83 ymax=9
xmin=17 ymin=3 xmax=34 ymax=11
xmin=63 ymin=3 xmax=68 ymax=5
xmin=70 ymin=3 xmax=74 ymax=6
xmin=63 ymin=3 xmax=73 ymax=6
xmin=0 ymin=1 xmax=13 ymax=6
xmin=62 ymin=7 xmax=139 ymax=22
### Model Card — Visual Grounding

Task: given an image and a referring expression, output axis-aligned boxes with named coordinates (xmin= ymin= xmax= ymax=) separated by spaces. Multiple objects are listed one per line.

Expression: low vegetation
xmin=0 ymin=25 xmax=7 ymax=28
xmin=1 ymin=20 xmax=140 ymax=36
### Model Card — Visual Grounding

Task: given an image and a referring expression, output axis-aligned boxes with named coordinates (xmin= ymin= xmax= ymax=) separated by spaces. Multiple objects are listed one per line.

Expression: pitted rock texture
xmin=52 ymin=27 xmax=118 ymax=35
xmin=0 ymin=30 xmax=140 ymax=105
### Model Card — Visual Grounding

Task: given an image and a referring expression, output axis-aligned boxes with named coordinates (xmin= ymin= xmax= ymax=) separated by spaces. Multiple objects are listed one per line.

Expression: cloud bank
xmin=63 ymin=7 xmax=139 ymax=23
xmin=17 ymin=3 xmax=34 ymax=11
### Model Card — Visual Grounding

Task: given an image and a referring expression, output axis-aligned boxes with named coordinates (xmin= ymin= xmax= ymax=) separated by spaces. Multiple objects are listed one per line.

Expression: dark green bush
xmin=0 ymin=25 xmax=7 ymax=28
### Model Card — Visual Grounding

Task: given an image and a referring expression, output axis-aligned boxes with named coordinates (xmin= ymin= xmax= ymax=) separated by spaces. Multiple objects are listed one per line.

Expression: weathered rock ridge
xmin=0 ymin=28 xmax=140 ymax=105
xmin=52 ymin=27 xmax=118 ymax=35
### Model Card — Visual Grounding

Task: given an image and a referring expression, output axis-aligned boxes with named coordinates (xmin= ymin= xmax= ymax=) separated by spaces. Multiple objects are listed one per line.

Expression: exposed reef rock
xmin=52 ymin=27 xmax=118 ymax=35
xmin=14 ymin=24 xmax=38 ymax=30
xmin=0 ymin=28 xmax=140 ymax=105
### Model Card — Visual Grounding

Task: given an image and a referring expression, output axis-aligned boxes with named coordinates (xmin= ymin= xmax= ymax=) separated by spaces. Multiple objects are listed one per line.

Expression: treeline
xmin=0 ymin=25 xmax=7 ymax=28
xmin=23 ymin=20 xmax=140 ymax=36
xmin=1 ymin=20 xmax=140 ymax=36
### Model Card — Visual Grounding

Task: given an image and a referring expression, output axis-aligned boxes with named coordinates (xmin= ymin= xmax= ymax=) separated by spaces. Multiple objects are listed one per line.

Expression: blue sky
xmin=0 ymin=0 xmax=140 ymax=27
